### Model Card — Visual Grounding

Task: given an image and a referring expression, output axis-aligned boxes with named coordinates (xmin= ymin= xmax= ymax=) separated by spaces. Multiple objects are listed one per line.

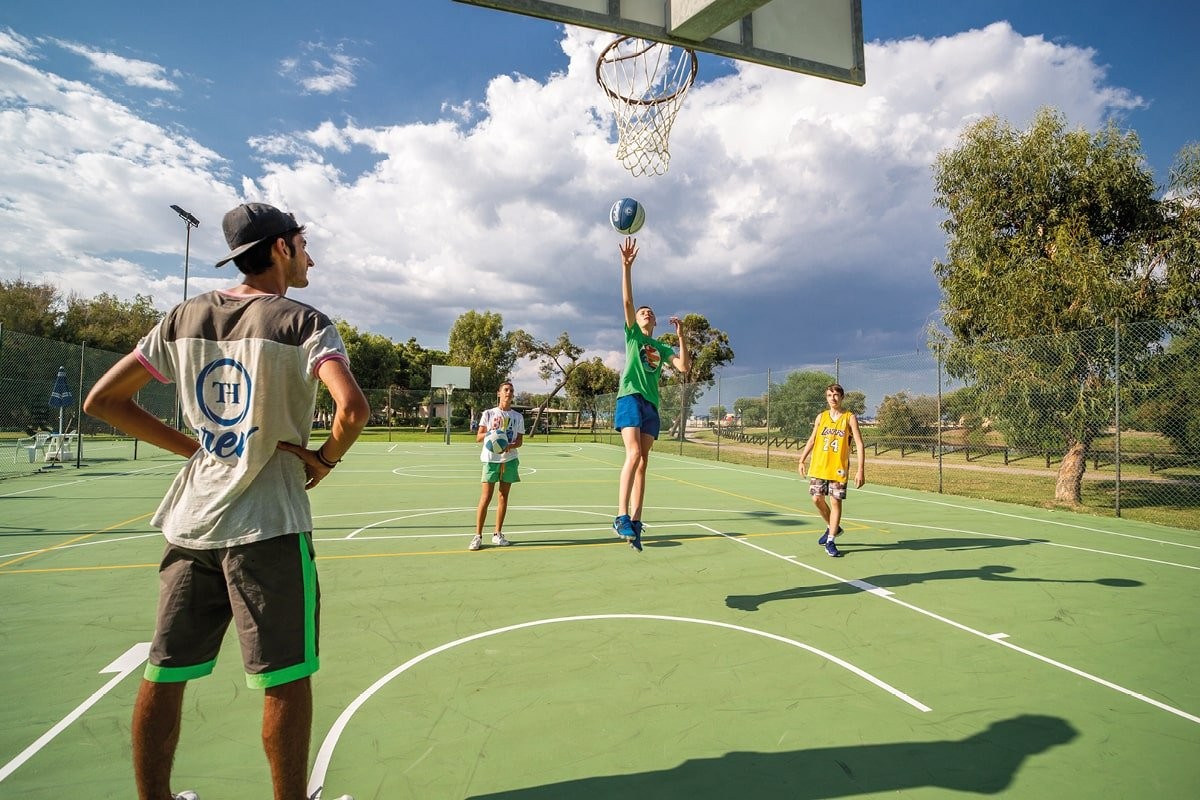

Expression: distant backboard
xmin=454 ymin=0 xmax=865 ymax=85
xmin=431 ymin=365 xmax=471 ymax=390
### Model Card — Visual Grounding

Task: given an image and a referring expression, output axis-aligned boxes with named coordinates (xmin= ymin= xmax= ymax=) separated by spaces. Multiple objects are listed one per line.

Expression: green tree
xmin=335 ymin=322 xmax=404 ymax=425
xmin=511 ymin=330 xmax=584 ymax=437
xmin=659 ymin=313 xmax=734 ymax=438
xmin=932 ymin=108 xmax=1200 ymax=504
xmin=447 ymin=310 xmax=516 ymax=424
xmin=768 ymin=371 xmax=836 ymax=439
xmin=734 ymin=396 xmax=766 ymax=427
xmin=0 ymin=279 xmax=62 ymax=337
xmin=1126 ymin=324 xmax=1200 ymax=453
xmin=876 ymin=392 xmax=937 ymax=438
xmin=842 ymin=390 xmax=867 ymax=417
xmin=708 ymin=405 xmax=726 ymax=422
xmin=60 ymin=292 xmax=163 ymax=353
xmin=565 ymin=357 xmax=619 ymax=433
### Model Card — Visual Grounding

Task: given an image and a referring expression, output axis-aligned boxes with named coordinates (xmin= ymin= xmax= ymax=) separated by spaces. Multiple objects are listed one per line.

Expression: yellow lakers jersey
xmin=809 ymin=410 xmax=853 ymax=481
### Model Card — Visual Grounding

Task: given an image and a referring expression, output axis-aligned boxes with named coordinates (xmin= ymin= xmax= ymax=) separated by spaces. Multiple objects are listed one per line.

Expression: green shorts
xmin=482 ymin=458 xmax=520 ymax=484
xmin=144 ymin=532 xmax=320 ymax=689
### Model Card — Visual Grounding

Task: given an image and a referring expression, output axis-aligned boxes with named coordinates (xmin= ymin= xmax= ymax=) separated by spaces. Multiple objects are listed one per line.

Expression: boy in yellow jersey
xmin=798 ymin=384 xmax=866 ymax=557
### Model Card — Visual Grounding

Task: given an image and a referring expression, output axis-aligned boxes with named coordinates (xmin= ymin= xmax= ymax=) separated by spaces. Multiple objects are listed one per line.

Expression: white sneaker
xmin=173 ymin=793 xmax=200 ymax=800
xmin=469 ymin=534 xmax=482 ymax=551
xmin=308 ymin=791 xmax=353 ymax=800
xmin=492 ymin=533 xmax=511 ymax=546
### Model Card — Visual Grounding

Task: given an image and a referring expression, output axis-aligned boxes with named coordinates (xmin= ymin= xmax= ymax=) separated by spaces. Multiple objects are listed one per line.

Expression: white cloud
xmin=0 ymin=27 xmax=36 ymax=59
xmin=53 ymin=39 xmax=179 ymax=91
xmin=280 ymin=42 xmax=362 ymax=95
xmin=0 ymin=22 xmax=1147 ymax=382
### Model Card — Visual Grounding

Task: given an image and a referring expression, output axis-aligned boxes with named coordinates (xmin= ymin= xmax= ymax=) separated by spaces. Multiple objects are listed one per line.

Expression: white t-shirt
xmin=478 ymin=407 xmax=524 ymax=464
xmin=137 ymin=290 xmax=348 ymax=548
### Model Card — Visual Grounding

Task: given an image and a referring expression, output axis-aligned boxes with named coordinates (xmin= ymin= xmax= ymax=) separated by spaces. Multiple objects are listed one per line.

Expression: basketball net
xmin=596 ymin=36 xmax=698 ymax=177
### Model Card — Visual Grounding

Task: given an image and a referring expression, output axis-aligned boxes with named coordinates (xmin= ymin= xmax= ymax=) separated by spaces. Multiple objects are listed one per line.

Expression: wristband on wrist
xmin=315 ymin=444 xmax=340 ymax=468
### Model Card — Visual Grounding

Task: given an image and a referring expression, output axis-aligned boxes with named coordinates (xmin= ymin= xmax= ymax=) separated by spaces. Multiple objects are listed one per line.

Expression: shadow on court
xmin=846 ymin=536 xmax=1045 ymax=552
xmin=726 ymin=565 xmax=1142 ymax=611
xmin=469 ymin=714 xmax=1076 ymax=799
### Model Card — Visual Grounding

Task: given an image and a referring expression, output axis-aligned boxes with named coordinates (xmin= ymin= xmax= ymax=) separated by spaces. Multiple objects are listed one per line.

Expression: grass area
xmin=7 ymin=426 xmax=1196 ymax=531
xmin=666 ymin=433 xmax=1200 ymax=532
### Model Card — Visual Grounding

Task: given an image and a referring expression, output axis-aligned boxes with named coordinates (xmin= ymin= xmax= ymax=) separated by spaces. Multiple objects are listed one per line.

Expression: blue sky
xmin=1 ymin=0 xmax=1196 ymax=391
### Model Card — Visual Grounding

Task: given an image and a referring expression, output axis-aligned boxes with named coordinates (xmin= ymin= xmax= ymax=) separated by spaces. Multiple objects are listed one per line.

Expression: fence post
xmin=1114 ymin=318 xmax=1121 ymax=518
xmin=936 ymin=343 xmax=944 ymax=494
xmin=76 ymin=342 xmax=87 ymax=467
xmin=765 ymin=369 xmax=771 ymax=469
xmin=716 ymin=377 xmax=721 ymax=462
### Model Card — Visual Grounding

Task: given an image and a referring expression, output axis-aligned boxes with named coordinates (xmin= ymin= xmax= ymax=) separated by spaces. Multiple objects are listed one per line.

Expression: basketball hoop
xmin=596 ymin=36 xmax=697 ymax=177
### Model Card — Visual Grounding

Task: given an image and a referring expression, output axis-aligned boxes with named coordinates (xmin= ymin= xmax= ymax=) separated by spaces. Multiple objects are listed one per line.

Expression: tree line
xmin=0 ymin=281 xmax=735 ymax=437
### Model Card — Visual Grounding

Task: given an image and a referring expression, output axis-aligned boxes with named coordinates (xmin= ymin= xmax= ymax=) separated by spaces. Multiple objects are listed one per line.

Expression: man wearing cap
xmin=86 ymin=202 xmax=368 ymax=800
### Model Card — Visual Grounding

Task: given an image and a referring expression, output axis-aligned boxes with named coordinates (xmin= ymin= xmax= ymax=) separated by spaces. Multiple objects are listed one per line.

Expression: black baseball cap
xmin=214 ymin=202 xmax=300 ymax=267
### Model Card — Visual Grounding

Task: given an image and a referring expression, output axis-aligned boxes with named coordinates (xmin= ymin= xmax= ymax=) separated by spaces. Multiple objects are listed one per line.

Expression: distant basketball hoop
xmin=596 ymin=36 xmax=698 ymax=177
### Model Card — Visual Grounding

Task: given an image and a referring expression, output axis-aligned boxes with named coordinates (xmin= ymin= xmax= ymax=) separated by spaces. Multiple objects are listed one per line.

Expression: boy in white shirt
xmin=470 ymin=380 xmax=525 ymax=550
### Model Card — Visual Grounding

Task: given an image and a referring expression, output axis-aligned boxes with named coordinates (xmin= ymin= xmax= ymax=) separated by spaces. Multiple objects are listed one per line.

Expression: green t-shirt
xmin=618 ymin=324 xmax=676 ymax=408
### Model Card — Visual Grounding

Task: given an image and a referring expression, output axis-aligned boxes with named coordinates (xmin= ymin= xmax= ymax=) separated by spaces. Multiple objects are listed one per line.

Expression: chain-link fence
xmin=5 ymin=319 xmax=1198 ymax=529
xmin=0 ymin=326 xmax=179 ymax=476
xmin=580 ymin=318 xmax=1200 ymax=530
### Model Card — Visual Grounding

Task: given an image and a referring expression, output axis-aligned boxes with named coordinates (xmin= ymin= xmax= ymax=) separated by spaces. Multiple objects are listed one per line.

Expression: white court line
xmin=643 ymin=450 xmax=1199 ymax=550
xmin=0 ymin=642 xmax=149 ymax=783
xmin=862 ymin=487 xmax=1200 ymax=549
xmin=850 ymin=516 xmax=1200 ymax=571
xmin=701 ymin=523 xmax=1200 ymax=726
xmin=0 ymin=462 xmax=175 ymax=499
xmin=305 ymin=613 xmax=929 ymax=796
xmin=0 ymin=532 xmax=159 ymax=561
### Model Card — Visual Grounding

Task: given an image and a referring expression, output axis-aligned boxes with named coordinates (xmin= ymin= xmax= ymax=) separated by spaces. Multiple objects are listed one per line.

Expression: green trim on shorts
xmin=243 ymin=532 xmax=321 ymax=689
xmin=247 ymin=657 xmax=320 ymax=689
xmin=144 ymin=658 xmax=217 ymax=683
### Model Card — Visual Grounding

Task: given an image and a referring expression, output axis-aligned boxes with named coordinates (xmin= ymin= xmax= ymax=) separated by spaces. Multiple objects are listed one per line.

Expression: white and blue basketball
xmin=610 ymin=197 xmax=645 ymax=235
xmin=484 ymin=429 xmax=509 ymax=455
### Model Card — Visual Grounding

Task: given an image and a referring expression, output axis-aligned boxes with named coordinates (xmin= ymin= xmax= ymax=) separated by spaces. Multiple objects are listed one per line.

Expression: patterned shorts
xmin=809 ymin=478 xmax=848 ymax=500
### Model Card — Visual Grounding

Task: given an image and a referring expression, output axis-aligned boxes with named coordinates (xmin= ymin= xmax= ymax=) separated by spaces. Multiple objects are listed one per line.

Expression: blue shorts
xmin=614 ymin=394 xmax=661 ymax=439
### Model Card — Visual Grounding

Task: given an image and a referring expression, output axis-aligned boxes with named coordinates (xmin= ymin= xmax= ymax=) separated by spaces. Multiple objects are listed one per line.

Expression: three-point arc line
xmin=306 ymin=613 xmax=929 ymax=795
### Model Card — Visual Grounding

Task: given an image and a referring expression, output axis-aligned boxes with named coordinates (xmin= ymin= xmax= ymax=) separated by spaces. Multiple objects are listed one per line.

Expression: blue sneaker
xmin=824 ymin=539 xmax=842 ymax=557
xmin=629 ymin=520 xmax=644 ymax=551
xmin=817 ymin=526 xmax=843 ymax=545
xmin=613 ymin=514 xmax=635 ymax=540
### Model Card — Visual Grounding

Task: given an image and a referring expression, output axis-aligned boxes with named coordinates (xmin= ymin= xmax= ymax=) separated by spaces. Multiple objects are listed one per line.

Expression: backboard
xmin=431 ymin=365 xmax=471 ymax=390
xmin=454 ymin=0 xmax=865 ymax=85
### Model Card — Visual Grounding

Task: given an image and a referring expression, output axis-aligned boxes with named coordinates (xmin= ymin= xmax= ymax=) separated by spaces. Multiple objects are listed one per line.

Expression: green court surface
xmin=1 ymin=441 xmax=1198 ymax=798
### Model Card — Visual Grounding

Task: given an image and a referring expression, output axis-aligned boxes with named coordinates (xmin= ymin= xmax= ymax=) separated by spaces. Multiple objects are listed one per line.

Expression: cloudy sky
xmin=1 ymin=1 xmax=1196 ymax=390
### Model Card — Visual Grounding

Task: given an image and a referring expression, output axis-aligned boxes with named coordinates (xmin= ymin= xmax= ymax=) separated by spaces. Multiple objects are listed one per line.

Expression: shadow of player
xmin=727 ymin=564 xmax=1141 ymax=611
xmin=469 ymin=714 xmax=1077 ymax=799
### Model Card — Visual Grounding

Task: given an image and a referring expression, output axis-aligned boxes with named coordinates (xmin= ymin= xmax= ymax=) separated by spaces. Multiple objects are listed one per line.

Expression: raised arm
xmin=668 ymin=315 xmax=691 ymax=374
xmin=620 ymin=236 xmax=638 ymax=328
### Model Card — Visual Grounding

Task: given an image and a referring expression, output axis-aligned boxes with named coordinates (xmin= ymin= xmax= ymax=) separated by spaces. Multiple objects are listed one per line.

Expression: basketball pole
xmin=444 ymin=385 xmax=454 ymax=445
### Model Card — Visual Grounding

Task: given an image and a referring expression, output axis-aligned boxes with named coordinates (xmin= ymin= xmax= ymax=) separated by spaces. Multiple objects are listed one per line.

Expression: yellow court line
xmin=1 ymin=562 xmax=158 ymax=575
xmin=0 ymin=512 xmax=154 ymax=570
xmin=0 ymin=529 xmax=810 ymax=574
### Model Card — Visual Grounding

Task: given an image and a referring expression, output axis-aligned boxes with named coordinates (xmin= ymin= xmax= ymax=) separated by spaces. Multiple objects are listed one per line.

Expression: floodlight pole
xmin=169 ymin=205 xmax=200 ymax=429
xmin=170 ymin=204 xmax=200 ymax=301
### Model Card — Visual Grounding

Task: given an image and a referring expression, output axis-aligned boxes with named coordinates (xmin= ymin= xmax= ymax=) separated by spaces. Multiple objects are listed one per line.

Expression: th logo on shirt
xmin=196 ymin=357 xmax=259 ymax=459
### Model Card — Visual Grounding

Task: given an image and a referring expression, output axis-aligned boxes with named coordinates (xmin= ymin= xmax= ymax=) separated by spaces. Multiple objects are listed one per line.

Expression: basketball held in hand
xmin=484 ymin=430 xmax=509 ymax=455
